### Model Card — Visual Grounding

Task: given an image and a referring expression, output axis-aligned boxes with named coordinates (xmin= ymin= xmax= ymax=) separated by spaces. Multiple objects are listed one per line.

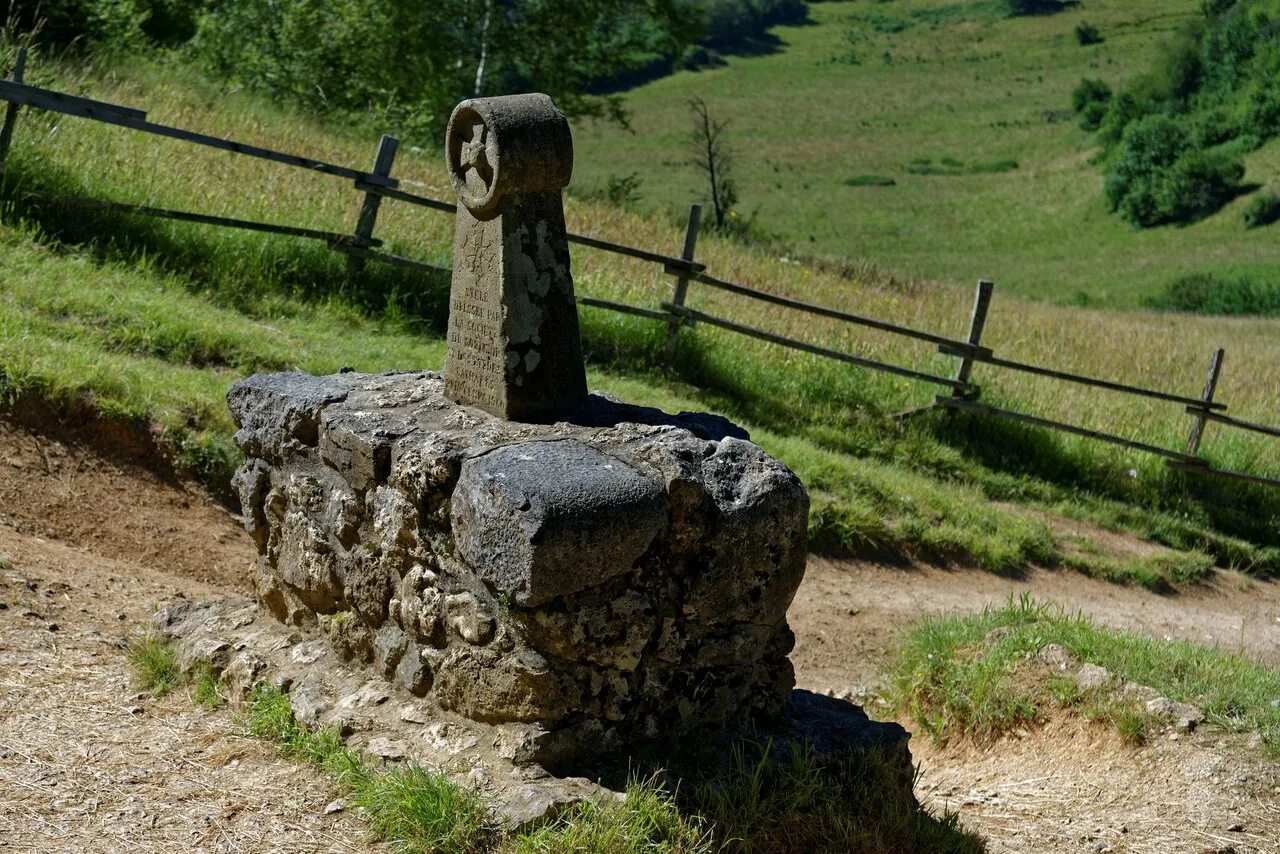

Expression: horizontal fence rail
xmin=0 ymin=57 xmax=1276 ymax=493
xmin=677 ymin=266 xmax=988 ymax=357
xmin=665 ymin=303 xmax=970 ymax=391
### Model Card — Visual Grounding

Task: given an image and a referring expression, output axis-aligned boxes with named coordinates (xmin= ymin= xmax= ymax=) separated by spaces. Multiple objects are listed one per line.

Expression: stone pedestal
xmin=227 ymin=370 xmax=810 ymax=759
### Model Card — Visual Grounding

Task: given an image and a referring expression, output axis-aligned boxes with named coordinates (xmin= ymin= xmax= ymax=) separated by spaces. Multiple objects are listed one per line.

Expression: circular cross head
xmin=445 ymin=93 xmax=574 ymax=218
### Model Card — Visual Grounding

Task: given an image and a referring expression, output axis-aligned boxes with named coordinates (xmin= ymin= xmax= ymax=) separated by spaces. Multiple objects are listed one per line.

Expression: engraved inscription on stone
xmin=442 ymin=93 xmax=587 ymax=422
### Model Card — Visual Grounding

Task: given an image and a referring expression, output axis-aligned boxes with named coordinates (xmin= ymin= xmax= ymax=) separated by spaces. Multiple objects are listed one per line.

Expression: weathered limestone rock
xmin=227 ymin=370 xmax=808 ymax=757
xmin=442 ymin=93 xmax=587 ymax=421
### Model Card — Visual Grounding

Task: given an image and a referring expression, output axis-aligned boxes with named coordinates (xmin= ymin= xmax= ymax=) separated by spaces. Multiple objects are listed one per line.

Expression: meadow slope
xmin=0 ymin=50 xmax=1276 ymax=579
xmin=573 ymin=0 xmax=1280 ymax=308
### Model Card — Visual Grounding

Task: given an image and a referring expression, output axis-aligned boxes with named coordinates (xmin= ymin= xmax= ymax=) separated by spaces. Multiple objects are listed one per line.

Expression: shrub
xmin=1005 ymin=0 xmax=1065 ymax=16
xmin=1072 ymin=78 xmax=1112 ymax=131
xmin=1075 ymin=21 xmax=1103 ymax=46
xmin=1104 ymin=114 xmax=1243 ymax=226
xmin=1147 ymin=272 xmax=1280 ymax=316
xmin=1244 ymin=191 xmax=1280 ymax=228
xmin=702 ymin=0 xmax=809 ymax=49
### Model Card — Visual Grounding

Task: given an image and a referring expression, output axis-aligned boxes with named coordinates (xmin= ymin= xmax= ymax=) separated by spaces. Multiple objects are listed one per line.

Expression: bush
xmin=1005 ymin=0 xmax=1065 ymax=16
xmin=1075 ymin=21 xmax=1103 ymax=45
xmin=1104 ymin=114 xmax=1244 ymax=226
xmin=1071 ymin=78 xmax=1112 ymax=131
xmin=2 ymin=0 xmax=202 ymax=51
xmin=1243 ymin=191 xmax=1280 ymax=228
xmin=1146 ymin=272 xmax=1280 ymax=316
xmin=702 ymin=0 xmax=809 ymax=49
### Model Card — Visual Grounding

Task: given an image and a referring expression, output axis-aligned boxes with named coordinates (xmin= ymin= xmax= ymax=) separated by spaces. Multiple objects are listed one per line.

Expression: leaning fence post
xmin=952 ymin=279 xmax=994 ymax=399
xmin=665 ymin=203 xmax=703 ymax=365
xmin=0 ymin=47 xmax=28 ymax=170
xmin=347 ymin=133 xmax=399 ymax=274
xmin=1186 ymin=347 xmax=1224 ymax=455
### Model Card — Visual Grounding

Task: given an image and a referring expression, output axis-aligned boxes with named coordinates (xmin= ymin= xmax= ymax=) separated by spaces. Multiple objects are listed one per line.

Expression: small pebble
xmin=324 ymin=799 xmax=345 ymax=815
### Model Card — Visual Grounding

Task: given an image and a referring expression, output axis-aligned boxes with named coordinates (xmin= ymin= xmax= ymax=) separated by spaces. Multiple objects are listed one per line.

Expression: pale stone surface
xmin=441 ymin=93 xmax=587 ymax=421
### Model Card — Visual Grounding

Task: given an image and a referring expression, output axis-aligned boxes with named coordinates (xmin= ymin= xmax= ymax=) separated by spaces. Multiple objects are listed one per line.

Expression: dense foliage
xmin=1243 ymin=189 xmax=1280 ymax=227
xmin=1146 ymin=271 xmax=1280 ymax=315
xmin=1079 ymin=0 xmax=1280 ymax=227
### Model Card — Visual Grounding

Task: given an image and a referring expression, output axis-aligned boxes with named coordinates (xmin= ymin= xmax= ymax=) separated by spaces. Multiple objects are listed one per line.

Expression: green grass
xmin=684 ymin=741 xmax=981 ymax=854
xmin=191 ymin=662 xmax=226 ymax=710
xmin=572 ymin=0 xmax=1280 ymax=310
xmin=124 ymin=632 xmax=182 ymax=697
xmin=890 ymin=595 xmax=1280 ymax=755
xmin=513 ymin=781 xmax=713 ymax=853
xmin=240 ymin=683 xmax=493 ymax=852
xmin=237 ymin=682 xmax=981 ymax=854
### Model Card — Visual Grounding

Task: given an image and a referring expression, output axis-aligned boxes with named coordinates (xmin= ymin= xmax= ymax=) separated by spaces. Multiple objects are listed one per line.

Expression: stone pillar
xmin=442 ymin=93 xmax=588 ymax=422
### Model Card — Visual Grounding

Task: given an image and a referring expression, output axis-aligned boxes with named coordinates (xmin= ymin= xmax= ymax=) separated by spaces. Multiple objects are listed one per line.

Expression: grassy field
xmin=571 ymin=0 xmax=1280 ymax=308
xmin=0 ymin=48 xmax=1277 ymax=581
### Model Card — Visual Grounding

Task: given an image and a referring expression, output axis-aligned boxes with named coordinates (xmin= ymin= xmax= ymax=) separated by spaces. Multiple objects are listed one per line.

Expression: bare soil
xmin=1 ymin=416 xmax=1278 ymax=852
xmin=0 ymin=419 xmax=376 ymax=852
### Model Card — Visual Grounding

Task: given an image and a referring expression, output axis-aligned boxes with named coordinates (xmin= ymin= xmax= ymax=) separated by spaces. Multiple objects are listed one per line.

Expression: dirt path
xmin=1 ymin=416 xmax=1278 ymax=852
xmin=0 ymin=420 xmax=376 ymax=852
xmin=791 ymin=557 xmax=1280 ymax=695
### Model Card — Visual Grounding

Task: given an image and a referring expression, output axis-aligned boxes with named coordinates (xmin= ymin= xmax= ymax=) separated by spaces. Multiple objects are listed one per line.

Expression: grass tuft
xmin=686 ymin=740 xmax=982 ymax=854
xmin=513 ymin=778 xmax=712 ymax=853
xmin=191 ymin=662 xmax=225 ymax=710
xmin=239 ymin=683 xmax=492 ymax=852
xmin=891 ymin=595 xmax=1280 ymax=754
xmin=357 ymin=765 xmax=492 ymax=854
xmin=125 ymin=632 xmax=182 ymax=697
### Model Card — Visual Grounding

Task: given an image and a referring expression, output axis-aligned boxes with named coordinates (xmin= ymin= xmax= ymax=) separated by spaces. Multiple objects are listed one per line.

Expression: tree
xmin=192 ymin=0 xmax=702 ymax=142
xmin=687 ymin=96 xmax=737 ymax=231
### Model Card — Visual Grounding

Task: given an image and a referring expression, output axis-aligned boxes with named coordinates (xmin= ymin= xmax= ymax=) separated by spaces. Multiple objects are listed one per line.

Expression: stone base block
xmin=227 ymin=370 xmax=810 ymax=759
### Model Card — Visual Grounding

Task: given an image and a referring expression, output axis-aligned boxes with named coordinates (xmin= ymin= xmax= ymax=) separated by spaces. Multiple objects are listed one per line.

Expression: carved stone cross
xmin=442 ymin=93 xmax=588 ymax=421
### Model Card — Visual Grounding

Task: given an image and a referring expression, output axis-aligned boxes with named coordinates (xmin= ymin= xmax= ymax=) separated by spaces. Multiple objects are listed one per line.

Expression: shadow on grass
xmin=0 ymin=157 xmax=453 ymax=331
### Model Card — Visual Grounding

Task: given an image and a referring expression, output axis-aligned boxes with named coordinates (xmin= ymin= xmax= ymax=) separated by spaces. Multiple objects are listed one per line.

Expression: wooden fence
xmin=0 ymin=50 xmax=1276 ymax=490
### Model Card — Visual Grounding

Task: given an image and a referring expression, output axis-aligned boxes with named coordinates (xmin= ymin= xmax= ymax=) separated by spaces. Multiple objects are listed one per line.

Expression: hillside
xmin=0 ymin=50 xmax=1276 ymax=582
xmin=572 ymin=0 xmax=1280 ymax=308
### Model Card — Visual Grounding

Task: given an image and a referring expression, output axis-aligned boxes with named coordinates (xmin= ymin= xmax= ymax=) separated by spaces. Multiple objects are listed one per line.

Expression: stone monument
xmin=158 ymin=93 xmax=909 ymax=826
xmin=442 ymin=94 xmax=587 ymax=421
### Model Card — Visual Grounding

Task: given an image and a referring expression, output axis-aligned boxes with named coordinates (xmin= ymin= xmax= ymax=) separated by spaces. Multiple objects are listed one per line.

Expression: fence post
xmin=0 ymin=47 xmax=28 ymax=170
xmin=347 ymin=133 xmax=399 ymax=275
xmin=1186 ymin=347 xmax=1224 ymax=455
xmin=952 ymin=279 xmax=993 ymax=399
xmin=665 ymin=203 xmax=703 ymax=365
